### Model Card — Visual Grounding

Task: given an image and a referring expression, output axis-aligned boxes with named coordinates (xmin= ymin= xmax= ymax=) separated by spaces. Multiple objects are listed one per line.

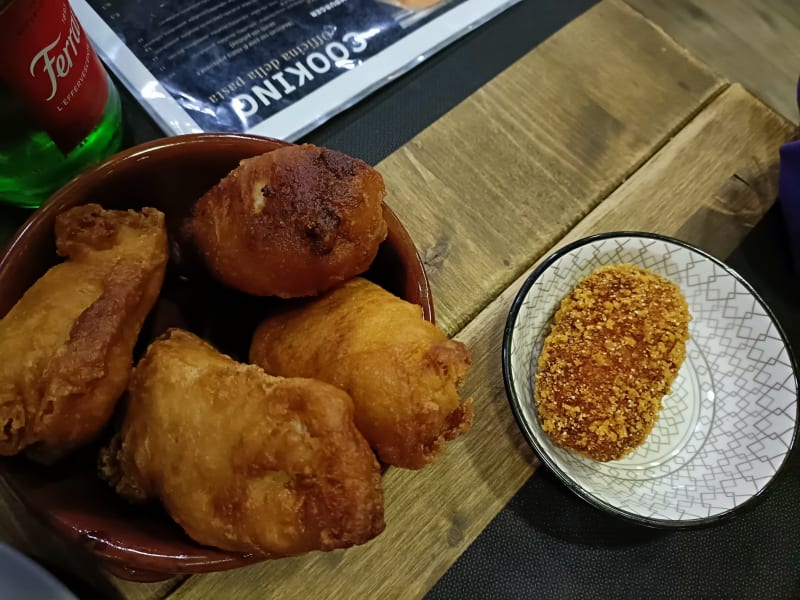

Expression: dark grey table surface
xmin=1 ymin=1 xmax=798 ymax=597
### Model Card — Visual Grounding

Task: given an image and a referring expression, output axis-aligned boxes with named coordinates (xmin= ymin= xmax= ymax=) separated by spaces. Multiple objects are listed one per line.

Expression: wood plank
xmin=162 ymin=64 xmax=791 ymax=600
xmin=376 ymin=0 xmax=721 ymax=337
xmin=556 ymin=83 xmax=792 ymax=256
xmin=627 ymin=0 xmax=800 ymax=122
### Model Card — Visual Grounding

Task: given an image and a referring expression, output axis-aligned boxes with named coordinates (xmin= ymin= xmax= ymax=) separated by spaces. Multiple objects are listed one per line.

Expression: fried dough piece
xmin=187 ymin=144 xmax=388 ymax=298
xmin=535 ymin=264 xmax=691 ymax=462
xmin=0 ymin=204 xmax=167 ymax=463
xmin=250 ymin=278 xmax=473 ymax=470
xmin=99 ymin=329 xmax=384 ymax=556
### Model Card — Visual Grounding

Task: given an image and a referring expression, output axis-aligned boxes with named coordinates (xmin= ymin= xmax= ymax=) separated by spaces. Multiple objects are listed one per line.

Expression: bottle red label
xmin=0 ymin=0 xmax=109 ymax=153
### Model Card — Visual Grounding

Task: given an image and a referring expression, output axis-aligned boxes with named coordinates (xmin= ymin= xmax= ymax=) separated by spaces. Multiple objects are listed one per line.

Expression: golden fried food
xmin=0 ymin=204 xmax=167 ymax=463
xmin=535 ymin=264 xmax=691 ymax=462
xmin=99 ymin=329 xmax=384 ymax=556
xmin=250 ymin=277 xmax=473 ymax=470
xmin=187 ymin=144 xmax=388 ymax=298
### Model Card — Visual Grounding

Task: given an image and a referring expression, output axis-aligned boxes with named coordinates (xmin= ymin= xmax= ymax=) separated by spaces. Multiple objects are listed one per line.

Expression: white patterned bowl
xmin=503 ymin=233 xmax=799 ymax=527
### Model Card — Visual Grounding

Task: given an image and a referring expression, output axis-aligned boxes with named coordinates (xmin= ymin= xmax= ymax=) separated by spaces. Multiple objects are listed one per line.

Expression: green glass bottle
xmin=0 ymin=0 xmax=124 ymax=209
xmin=0 ymin=79 xmax=123 ymax=208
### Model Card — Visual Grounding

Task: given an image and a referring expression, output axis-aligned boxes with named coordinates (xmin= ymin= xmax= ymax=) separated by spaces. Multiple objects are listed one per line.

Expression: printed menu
xmin=72 ymin=0 xmax=521 ymax=141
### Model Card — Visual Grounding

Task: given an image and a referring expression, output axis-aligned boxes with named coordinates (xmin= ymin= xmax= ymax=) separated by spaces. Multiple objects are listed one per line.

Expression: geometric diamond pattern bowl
xmin=503 ymin=233 xmax=799 ymax=527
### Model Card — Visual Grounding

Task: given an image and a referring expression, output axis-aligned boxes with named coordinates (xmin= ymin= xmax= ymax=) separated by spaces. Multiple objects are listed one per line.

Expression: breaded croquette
xmin=535 ymin=264 xmax=691 ymax=461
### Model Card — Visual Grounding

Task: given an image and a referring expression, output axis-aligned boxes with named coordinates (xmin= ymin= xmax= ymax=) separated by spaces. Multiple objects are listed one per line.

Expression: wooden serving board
xmin=627 ymin=0 xmax=800 ymax=122
xmin=164 ymin=83 xmax=793 ymax=600
xmin=377 ymin=0 xmax=721 ymax=337
xmin=158 ymin=3 xmax=790 ymax=600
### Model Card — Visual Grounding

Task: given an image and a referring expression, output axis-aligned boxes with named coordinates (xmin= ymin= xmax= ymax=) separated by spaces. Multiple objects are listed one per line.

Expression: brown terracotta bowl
xmin=0 ymin=133 xmax=433 ymax=582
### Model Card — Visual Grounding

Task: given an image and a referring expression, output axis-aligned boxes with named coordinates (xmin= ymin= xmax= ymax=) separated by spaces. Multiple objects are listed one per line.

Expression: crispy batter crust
xmin=99 ymin=329 xmax=385 ymax=556
xmin=535 ymin=264 xmax=691 ymax=462
xmin=0 ymin=204 xmax=167 ymax=462
xmin=250 ymin=277 xmax=473 ymax=470
xmin=188 ymin=144 xmax=388 ymax=298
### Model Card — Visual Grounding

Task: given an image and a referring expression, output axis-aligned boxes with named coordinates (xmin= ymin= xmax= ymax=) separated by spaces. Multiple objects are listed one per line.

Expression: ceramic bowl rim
xmin=502 ymin=231 xmax=800 ymax=529
xmin=1 ymin=132 xmax=433 ymax=324
xmin=0 ymin=132 xmax=434 ymax=579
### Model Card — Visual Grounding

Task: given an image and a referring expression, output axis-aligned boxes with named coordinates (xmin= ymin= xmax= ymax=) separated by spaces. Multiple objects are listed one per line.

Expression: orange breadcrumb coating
xmin=535 ymin=264 xmax=691 ymax=462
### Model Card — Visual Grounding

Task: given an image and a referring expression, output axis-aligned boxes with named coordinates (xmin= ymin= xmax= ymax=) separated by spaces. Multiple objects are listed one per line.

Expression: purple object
xmin=777 ymin=79 xmax=800 ymax=271
xmin=779 ymin=140 xmax=800 ymax=270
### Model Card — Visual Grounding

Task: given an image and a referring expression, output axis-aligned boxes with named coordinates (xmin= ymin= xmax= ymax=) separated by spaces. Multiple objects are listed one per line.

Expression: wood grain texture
xmin=557 ymin=84 xmax=793 ymax=256
xmin=377 ymin=0 xmax=721 ymax=337
xmin=627 ymin=0 xmax=800 ymax=122
xmin=165 ymin=85 xmax=792 ymax=600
